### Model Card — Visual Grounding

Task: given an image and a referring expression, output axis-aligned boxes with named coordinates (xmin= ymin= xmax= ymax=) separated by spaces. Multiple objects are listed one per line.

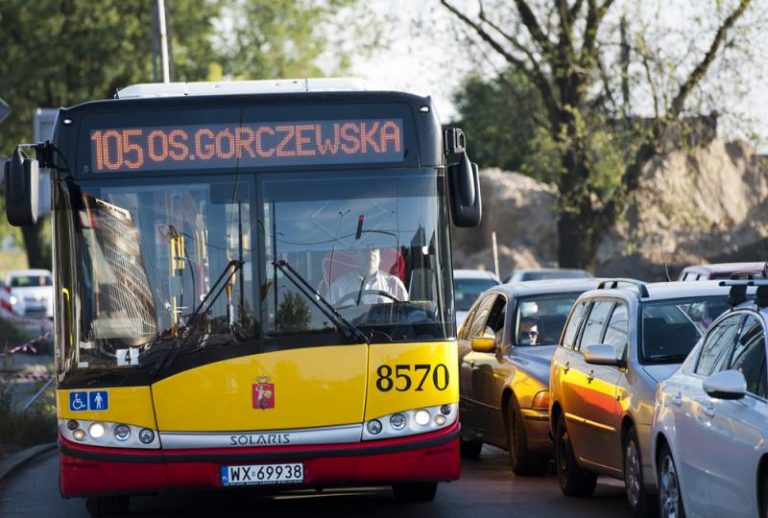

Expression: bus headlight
xmin=362 ymin=403 xmax=457 ymax=441
xmin=367 ymin=419 xmax=383 ymax=435
xmin=59 ymin=419 xmax=159 ymax=449
xmin=88 ymin=422 xmax=105 ymax=439
xmin=414 ymin=409 xmax=431 ymax=426
xmin=390 ymin=413 xmax=406 ymax=430
xmin=139 ymin=429 xmax=156 ymax=444
xmin=114 ymin=424 xmax=131 ymax=441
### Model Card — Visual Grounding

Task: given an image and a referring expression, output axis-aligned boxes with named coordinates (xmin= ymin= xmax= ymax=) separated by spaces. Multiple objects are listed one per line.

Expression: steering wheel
xmin=334 ymin=289 xmax=401 ymax=306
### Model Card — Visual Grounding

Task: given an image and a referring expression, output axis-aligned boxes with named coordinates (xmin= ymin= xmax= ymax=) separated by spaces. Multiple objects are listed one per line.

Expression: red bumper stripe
xmin=59 ymin=423 xmax=460 ymax=497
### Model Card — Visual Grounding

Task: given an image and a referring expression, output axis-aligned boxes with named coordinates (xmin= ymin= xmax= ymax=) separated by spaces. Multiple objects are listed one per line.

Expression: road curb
xmin=0 ymin=443 xmax=57 ymax=485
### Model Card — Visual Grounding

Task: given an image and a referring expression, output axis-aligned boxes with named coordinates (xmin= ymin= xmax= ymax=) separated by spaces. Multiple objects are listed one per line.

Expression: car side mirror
xmin=471 ymin=337 xmax=495 ymax=353
xmin=583 ymin=344 xmax=622 ymax=366
xmin=703 ymin=369 xmax=747 ymax=400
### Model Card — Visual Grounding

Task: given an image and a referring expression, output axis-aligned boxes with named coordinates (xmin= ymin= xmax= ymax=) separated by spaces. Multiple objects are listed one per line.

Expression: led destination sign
xmin=89 ymin=118 xmax=404 ymax=172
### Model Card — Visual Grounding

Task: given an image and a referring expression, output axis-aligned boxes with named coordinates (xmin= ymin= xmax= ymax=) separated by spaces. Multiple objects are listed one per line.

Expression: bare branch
xmin=555 ymin=0 xmax=573 ymax=54
xmin=478 ymin=6 xmax=547 ymax=77
xmin=569 ymin=0 xmax=586 ymax=21
xmin=580 ymin=0 xmax=615 ymax=67
xmin=667 ymin=0 xmax=751 ymax=121
xmin=441 ymin=0 xmax=560 ymax=128
xmin=513 ymin=0 xmax=555 ymax=56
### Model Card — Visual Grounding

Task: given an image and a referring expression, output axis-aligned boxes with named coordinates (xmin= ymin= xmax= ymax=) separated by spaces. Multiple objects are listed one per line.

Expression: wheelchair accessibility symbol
xmin=69 ymin=391 xmax=109 ymax=412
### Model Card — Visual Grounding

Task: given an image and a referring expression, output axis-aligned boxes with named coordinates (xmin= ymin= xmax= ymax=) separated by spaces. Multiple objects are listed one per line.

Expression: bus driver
xmin=329 ymin=246 xmax=408 ymax=306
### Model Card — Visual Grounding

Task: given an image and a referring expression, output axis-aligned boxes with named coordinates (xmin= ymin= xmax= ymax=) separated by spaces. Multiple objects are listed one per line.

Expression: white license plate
xmin=221 ymin=462 xmax=304 ymax=486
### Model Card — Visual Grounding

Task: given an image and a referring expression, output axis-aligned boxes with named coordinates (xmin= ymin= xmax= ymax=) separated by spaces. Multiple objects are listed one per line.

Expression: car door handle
xmin=587 ymin=370 xmax=595 ymax=383
xmin=672 ymin=393 xmax=682 ymax=407
xmin=704 ymin=404 xmax=716 ymax=418
xmin=563 ymin=362 xmax=570 ymax=374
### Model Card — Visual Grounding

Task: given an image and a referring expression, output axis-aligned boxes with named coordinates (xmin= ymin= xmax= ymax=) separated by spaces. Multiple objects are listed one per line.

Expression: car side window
xmin=603 ymin=303 xmax=629 ymax=356
xmin=467 ymin=294 xmax=497 ymax=339
xmin=695 ymin=314 xmax=744 ymax=376
xmin=577 ymin=301 xmax=614 ymax=351
xmin=562 ymin=300 xmax=590 ymax=349
xmin=728 ymin=315 xmax=767 ymax=398
xmin=458 ymin=303 xmax=479 ymax=340
xmin=485 ymin=296 xmax=507 ymax=346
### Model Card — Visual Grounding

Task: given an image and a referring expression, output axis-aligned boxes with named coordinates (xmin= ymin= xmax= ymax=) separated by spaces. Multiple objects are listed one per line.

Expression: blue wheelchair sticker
xmin=69 ymin=392 xmax=88 ymax=412
xmin=88 ymin=391 xmax=109 ymax=411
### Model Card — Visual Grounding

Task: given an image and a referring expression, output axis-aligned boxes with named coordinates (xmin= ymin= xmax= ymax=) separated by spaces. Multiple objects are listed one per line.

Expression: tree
xmin=0 ymin=0 xmax=371 ymax=268
xmin=452 ymin=69 xmax=543 ymax=173
xmin=441 ymin=0 xmax=754 ymax=269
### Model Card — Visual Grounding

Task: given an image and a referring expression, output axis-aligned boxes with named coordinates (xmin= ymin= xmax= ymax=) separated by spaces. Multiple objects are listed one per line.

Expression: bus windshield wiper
xmin=151 ymin=259 xmax=243 ymax=376
xmin=273 ymin=259 xmax=369 ymax=344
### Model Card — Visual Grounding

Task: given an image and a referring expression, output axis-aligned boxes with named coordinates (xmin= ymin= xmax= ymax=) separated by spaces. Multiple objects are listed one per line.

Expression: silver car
xmin=652 ymin=280 xmax=768 ymax=518
xmin=549 ymin=279 xmax=735 ymax=516
xmin=458 ymin=279 xmax=599 ymax=475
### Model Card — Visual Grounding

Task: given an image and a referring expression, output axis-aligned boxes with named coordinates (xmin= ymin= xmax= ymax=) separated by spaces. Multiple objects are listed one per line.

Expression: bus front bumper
xmin=58 ymin=422 xmax=460 ymax=497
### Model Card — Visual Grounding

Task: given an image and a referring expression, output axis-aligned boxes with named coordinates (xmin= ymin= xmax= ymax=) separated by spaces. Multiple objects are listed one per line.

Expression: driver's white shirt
xmin=329 ymin=270 xmax=409 ymax=305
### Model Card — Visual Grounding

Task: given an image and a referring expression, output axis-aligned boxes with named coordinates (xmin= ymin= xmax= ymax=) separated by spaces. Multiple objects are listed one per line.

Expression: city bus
xmin=4 ymin=78 xmax=481 ymax=516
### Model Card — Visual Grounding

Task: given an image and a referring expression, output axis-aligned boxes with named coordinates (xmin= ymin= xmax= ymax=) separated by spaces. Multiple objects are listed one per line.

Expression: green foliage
xmin=0 ymin=0 xmax=220 ymax=156
xmin=452 ymin=70 xmax=543 ymax=174
xmin=0 ymin=375 xmax=57 ymax=448
xmin=221 ymin=0 xmax=367 ymax=79
xmin=0 ymin=0 xmax=373 ymax=267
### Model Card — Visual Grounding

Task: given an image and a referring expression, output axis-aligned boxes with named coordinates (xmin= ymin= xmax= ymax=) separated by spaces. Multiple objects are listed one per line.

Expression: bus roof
xmin=116 ymin=78 xmax=375 ymax=99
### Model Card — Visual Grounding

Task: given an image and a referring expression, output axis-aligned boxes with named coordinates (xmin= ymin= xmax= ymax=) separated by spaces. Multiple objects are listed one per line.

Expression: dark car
xmin=458 ymin=278 xmax=600 ymax=476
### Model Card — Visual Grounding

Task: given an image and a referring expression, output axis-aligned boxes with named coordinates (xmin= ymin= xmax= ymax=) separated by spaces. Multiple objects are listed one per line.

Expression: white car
xmin=1 ymin=269 xmax=54 ymax=318
xmin=453 ymin=269 xmax=500 ymax=329
xmin=651 ymin=280 xmax=768 ymax=518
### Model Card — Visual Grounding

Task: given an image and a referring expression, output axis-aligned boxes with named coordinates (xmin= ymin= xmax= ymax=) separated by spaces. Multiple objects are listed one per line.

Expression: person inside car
xmin=518 ymin=317 xmax=539 ymax=346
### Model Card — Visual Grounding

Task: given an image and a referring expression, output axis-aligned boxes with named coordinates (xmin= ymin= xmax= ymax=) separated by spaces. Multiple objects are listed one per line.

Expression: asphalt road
xmin=0 ymin=445 xmax=631 ymax=517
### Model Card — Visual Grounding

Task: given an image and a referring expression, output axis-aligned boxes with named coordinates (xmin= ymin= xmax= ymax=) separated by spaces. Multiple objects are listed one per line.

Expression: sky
xmin=349 ymin=1 xmax=768 ymax=148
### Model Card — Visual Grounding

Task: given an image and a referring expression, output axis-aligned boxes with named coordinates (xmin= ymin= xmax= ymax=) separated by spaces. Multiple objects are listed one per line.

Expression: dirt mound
xmin=452 ymin=139 xmax=768 ymax=280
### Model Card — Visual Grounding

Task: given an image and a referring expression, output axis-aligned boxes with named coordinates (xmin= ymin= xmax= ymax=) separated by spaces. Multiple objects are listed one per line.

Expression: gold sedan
xmin=458 ymin=279 xmax=599 ymax=475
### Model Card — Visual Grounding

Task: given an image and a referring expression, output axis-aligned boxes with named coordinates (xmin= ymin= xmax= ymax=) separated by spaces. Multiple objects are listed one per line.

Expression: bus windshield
xmin=63 ymin=168 xmax=453 ymax=372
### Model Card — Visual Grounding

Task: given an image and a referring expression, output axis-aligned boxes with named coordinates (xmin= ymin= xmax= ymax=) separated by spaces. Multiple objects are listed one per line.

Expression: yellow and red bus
xmin=5 ymin=79 xmax=481 ymax=516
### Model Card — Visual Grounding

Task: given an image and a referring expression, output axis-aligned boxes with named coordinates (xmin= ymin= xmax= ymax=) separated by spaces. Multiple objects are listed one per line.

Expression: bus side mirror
xmin=4 ymin=147 xmax=40 ymax=226
xmin=448 ymin=151 xmax=481 ymax=227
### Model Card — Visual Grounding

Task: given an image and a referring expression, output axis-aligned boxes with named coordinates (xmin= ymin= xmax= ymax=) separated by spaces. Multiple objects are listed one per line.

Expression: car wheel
xmin=460 ymin=437 xmax=483 ymax=459
xmin=507 ymin=397 xmax=549 ymax=476
xmin=85 ymin=495 xmax=129 ymax=517
xmin=554 ymin=412 xmax=597 ymax=497
xmin=392 ymin=481 xmax=438 ymax=503
xmin=657 ymin=443 xmax=685 ymax=518
xmin=624 ymin=427 xmax=656 ymax=517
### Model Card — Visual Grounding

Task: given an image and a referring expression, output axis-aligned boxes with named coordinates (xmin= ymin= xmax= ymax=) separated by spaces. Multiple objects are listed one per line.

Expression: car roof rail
xmin=719 ymin=279 xmax=768 ymax=307
xmin=596 ymin=278 xmax=649 ymax=298
xmin=757 ymin=285 xmax=768 ymax=309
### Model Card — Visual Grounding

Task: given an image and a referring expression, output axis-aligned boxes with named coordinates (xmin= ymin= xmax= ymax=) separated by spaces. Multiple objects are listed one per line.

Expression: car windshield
xmin=454 ymin=278 xmax=499 ymax=311
xmin=10 ymin=275 xmax=52 ymax=287
xmin=640 ymin=295 xmax=731 ymax=363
